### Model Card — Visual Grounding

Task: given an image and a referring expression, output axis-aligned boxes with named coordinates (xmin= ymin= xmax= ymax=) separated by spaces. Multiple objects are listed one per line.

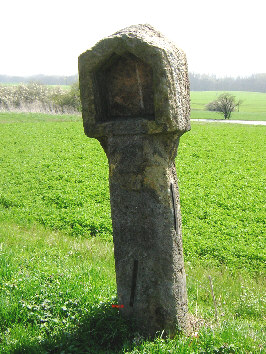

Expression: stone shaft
xmin=100 ymin=133 xmax=188 ymax=336
xmin=78 ymin=24 xmax=191 ymax=337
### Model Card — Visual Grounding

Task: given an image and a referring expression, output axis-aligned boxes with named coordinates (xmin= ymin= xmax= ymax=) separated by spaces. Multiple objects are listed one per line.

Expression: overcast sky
xmin=1 ymin=0 xmax=265 ymax=77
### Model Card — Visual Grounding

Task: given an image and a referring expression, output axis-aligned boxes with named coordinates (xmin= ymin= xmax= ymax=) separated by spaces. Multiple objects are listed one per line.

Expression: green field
xmin=191 ymin=91 xmax=266 ymax=120
xmin=0 ymin=113 xmax=265 ymax=352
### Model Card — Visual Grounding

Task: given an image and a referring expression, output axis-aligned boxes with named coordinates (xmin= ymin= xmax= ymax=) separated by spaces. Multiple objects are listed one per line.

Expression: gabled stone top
xmin=78 ymin=24 xmax=190 ymax=137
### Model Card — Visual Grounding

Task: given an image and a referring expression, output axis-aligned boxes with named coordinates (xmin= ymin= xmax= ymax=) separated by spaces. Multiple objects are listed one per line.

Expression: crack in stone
xmin=135 ymin=63 xmax=144 ymax=110
xmin=129 ymin=259 xmax=139 ymax=307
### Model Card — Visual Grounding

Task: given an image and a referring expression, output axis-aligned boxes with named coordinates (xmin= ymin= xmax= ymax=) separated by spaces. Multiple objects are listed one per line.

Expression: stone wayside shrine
xmin=78 ymin=24 xmax=191 ymax=337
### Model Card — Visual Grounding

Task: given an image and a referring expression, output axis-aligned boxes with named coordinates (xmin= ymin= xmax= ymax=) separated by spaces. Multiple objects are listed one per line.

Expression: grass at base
xmin=0 ymin=222 xmax=264 ymax=353
xmin=0 ymin=114 xmax=265 ymax=352
xmin=0 ymin=222 xmax=117 ymax=353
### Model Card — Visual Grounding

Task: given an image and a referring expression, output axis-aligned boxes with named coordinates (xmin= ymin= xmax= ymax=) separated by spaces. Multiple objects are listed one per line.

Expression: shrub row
xmin=0 ymin=82 xmax=81 ymax=114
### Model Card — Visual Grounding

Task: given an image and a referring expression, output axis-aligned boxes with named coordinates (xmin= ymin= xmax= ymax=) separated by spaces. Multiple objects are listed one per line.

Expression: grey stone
xmin=78 ymin=24 xmax=190 ymax=337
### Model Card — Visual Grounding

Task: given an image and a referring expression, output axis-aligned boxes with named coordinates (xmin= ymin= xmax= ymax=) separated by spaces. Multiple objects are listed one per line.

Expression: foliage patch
xmin=0 ymin=116 xmax=264 ymax=273
xmin=0 ymin=114 xmax=265 ymax=352
xmin=0 ymin=82 xmax=81 ymax=114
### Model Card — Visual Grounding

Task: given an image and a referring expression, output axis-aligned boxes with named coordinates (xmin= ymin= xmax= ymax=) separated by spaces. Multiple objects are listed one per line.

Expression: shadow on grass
xmin=11 ymin=302 xmax=137 ymax=354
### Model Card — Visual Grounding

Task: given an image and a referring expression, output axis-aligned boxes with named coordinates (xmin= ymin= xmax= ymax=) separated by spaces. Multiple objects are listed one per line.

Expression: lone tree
xmin=206 ymin=93 xmax=242 ymax=119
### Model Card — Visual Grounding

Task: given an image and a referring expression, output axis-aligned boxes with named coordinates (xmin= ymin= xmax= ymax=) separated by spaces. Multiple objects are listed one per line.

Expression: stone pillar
xmin=78 ymin=24 xmax=191 ymax=337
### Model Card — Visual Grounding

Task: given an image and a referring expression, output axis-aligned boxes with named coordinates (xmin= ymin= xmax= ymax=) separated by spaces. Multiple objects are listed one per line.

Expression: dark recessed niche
xmin=93 ymin=53 xmax=155 ymax=122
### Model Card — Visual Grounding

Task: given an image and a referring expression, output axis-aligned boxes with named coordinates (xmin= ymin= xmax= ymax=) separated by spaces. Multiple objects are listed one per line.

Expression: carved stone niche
xmin=93 ymin=52 xmax=155 ymax=122
xmin=79 ymin=24 xmax=190 ymax=138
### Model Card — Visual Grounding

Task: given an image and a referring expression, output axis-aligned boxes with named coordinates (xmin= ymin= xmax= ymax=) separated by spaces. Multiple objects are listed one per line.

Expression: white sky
xmin=1 ymin=0 xmax=265 ymax=77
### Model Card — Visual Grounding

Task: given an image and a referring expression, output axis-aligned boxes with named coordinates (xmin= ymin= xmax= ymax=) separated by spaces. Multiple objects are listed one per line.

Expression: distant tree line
xmin=0 ymin=72 xmax=265 ymax=92
xmin=189 ymin=73 xmax=266 ymax=92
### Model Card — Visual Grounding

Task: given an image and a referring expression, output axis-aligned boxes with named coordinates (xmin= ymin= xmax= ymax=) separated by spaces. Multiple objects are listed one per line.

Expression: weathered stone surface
xmin=106 ymin=133 xmax=188 ymax=336
xmin=79 ymin=23 xmax=190 ymax=137
xmin=78 ymin=24 xmax=190 ymax=337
